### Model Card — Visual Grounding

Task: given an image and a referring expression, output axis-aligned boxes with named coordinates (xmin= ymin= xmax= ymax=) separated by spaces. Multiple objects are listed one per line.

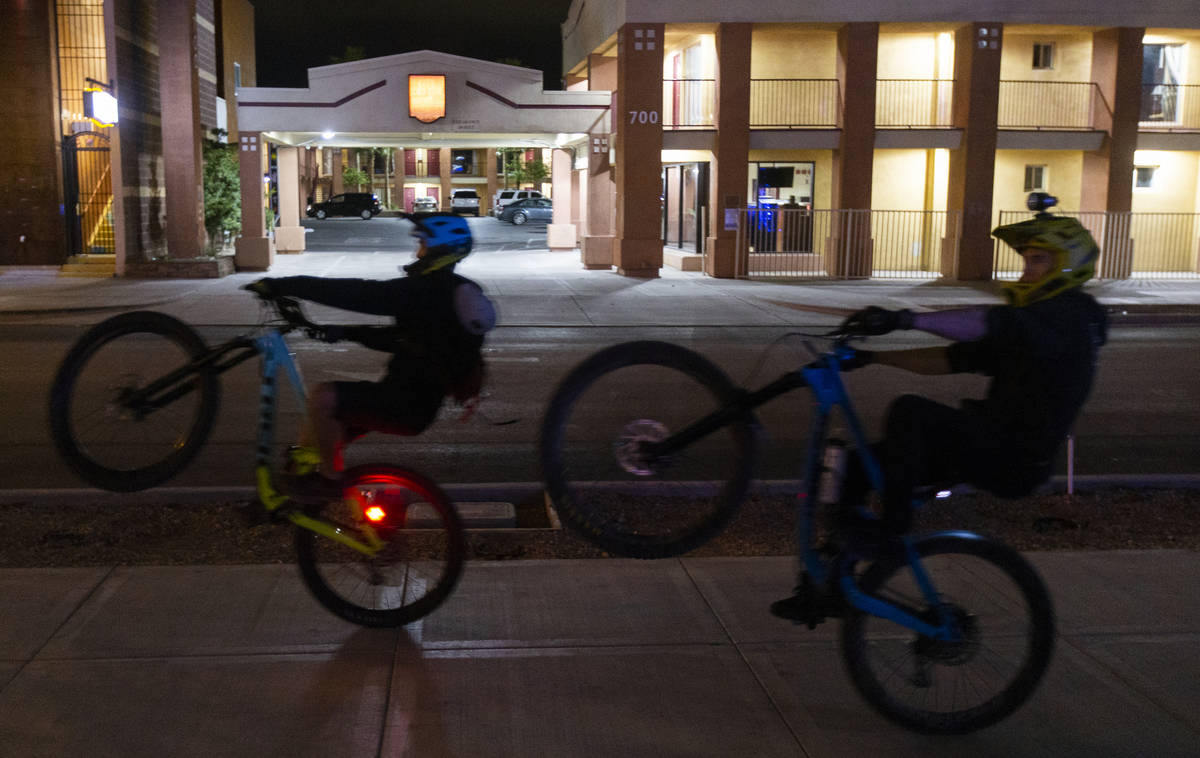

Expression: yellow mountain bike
xmin=48 ymin=295 xmax=465 ymax=627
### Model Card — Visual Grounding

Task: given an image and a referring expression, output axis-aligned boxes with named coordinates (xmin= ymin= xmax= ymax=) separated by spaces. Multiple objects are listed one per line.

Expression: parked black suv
xmin=306 ymin=192 xmax=382 ymax=220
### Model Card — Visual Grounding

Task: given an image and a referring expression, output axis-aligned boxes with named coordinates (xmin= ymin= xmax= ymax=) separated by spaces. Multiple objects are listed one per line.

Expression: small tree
xmin=202 ymin=129 xmax=240 ymax=254
xmin=502 ymin=149 xmax=526 ymax=188
xmin=342 ymin=166 xmax=369 ymax=191
xmin=523 ymin=159 xmax=549 ymax=188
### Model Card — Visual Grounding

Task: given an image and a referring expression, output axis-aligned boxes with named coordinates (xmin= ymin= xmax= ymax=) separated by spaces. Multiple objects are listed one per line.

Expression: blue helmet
xmin=403 ymin=212 xmax=472 ymax=274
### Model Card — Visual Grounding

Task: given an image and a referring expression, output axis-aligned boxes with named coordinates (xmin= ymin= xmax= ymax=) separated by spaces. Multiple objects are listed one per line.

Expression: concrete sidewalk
xmin=3 ymin=248 xmax=1200 ymax=327
xmin=0 ymin=550 xmax=1197 ymax=757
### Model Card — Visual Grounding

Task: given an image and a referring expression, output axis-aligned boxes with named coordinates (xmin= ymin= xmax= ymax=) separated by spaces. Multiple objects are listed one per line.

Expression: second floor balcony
xmin=664 ymin=78 xmax=1200 ymax=132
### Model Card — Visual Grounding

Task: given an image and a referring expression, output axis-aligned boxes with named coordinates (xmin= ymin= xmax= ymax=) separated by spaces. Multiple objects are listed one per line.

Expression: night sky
xmin=250 ymin=0 xmax=577 ymax=90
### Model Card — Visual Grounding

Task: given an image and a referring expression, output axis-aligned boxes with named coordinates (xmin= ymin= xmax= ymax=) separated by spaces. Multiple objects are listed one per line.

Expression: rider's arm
xmin=869 ymin=346 xmax=953 ymax=375
xmin=909 ymin=307 xmax=991 ymax=342
xmin=264 ymin=276 xmax=414 ymax=317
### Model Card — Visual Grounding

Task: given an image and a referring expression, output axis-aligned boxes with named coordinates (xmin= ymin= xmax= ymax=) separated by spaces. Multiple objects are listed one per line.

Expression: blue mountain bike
xmin=540 ymin=336 xmax=1054 ymax=734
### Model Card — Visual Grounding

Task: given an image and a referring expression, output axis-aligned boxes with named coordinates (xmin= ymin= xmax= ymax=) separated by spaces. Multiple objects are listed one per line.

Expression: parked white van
xmin=492 ymin=189 xmax=544 ymax=217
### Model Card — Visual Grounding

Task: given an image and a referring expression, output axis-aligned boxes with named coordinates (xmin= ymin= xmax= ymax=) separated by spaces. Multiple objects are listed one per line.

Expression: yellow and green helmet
xmin=992 ymin=193 xmax=1100 ymax=307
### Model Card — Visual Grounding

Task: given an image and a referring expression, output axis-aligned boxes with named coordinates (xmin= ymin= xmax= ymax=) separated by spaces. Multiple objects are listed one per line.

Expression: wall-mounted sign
xmin=83 ymin=87 xmax=119 ymax=126
xmin=409 ymin=75 xmax=446 ymax=124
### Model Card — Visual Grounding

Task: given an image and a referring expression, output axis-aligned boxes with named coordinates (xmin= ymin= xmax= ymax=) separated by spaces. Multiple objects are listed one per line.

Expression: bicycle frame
xmin=248 ymin=329 xmax=387 ymax=557
xmin=650 ymin=343 xmax=959 ymax=641
xmin=123 ymin=323 xmax=387 ymax=557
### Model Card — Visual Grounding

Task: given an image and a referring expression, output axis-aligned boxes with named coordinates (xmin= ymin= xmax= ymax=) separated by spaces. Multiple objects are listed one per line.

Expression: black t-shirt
xmin=269 ymin=271 xmax=485 ymax=393
xmin=946 ymin=289 xmax=1107 ymax=462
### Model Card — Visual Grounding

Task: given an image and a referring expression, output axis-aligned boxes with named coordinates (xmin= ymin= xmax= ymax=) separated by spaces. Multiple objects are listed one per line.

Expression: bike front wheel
xmin=295 ymin=465 xmax=466 ymax=627
xmin=841 ymin=533 xmax=1055 ymax=734
xmin=48 ymin=311 xmax=220 ymax=492
xmin=540 ymin=341 xmax=757 ymax=559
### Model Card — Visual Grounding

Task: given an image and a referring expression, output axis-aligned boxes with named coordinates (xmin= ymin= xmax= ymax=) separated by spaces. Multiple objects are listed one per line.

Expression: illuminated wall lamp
xmin=83 ymin=78 xmax=118 ymax=127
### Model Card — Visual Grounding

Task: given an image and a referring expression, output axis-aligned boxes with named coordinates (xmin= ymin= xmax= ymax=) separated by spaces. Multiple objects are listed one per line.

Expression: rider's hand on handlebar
xmin=840 ymin=306 xmax=914 ymax=336
xmin=242 ymin=279 xmax=276 ymax=299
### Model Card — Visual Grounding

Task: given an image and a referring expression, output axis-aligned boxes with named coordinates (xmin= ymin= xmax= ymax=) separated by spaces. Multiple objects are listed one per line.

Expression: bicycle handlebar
xmin=255 ymin=294 xmax=403 ymax=349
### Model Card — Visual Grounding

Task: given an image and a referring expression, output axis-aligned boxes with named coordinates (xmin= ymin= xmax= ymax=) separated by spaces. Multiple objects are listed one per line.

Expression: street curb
xmin=3 ymin=474 xmax=1197 ymax=507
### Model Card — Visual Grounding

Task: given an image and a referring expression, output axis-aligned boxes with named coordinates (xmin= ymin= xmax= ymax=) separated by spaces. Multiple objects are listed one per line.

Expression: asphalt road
xmin=4 ymin=323 xmax=1199 ymax=492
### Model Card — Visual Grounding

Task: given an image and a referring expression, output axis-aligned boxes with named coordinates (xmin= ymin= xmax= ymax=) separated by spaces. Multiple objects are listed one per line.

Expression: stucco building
xmin=6 ymin=0 xmax=1200 ymax=282
xmin=3 ymin=0 xmax=256 ymax=276
xmin=559 ymin=0 xmax=1200 ymax=279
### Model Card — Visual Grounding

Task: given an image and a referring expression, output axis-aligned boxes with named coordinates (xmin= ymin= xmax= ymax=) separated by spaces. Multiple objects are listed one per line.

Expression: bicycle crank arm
xmin=288 ymin=512 xmax=386 ymax=557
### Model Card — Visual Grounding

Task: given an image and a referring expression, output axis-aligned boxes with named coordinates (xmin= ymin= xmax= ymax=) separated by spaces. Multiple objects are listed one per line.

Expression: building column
xmin=1083 ymin=27 xmax=1144 ymax=278
xmin=485 ymin=149 xmax=498 ymax=215
xmin=943 ymin=22 xmax=1003 ymax=280
xmin=388 ymin=148 xmax=403 ymax=208
xmin=548 ymin=148 xmax=577 ymax=249
xmin=582 ymin=54 xmax=617 ymax=269
xmin=572 ymin=166 xmax=586 ymax=244
xmin=439 ymin=147 xmax=452 ymax=208
xmin=235 ymin=132 xmax=274 ymax=269
xmin=157 ymin=0 xmax=205 ymax=259
xmin=331 ymin=150 xmax=344 ymax=195
xmin=395 ymin=149 xmax=407 ymax=210
xmin=706 ymin=23 xmax=752 ymax=279
xmin=828 ymin=22 xmax=878 ymax=278
xmin=613 ymin=23 xmax=665 ymax=277
xmin=102 ymin=0 xmax=127 ymax=274
xmin=274 ymin=146 xmax=305 ymax=253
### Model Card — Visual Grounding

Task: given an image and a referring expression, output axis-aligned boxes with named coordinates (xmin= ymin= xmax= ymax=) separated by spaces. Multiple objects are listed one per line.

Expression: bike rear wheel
xmin=841 ymin=533 xmax=1054 ymax=734
xmin=540 ymin=341 xmax=757 ymax=559
xmin=295 ymin=464 xmax=466 ymax=627
xmin=48 ymin=311 xmax=220 ymax=492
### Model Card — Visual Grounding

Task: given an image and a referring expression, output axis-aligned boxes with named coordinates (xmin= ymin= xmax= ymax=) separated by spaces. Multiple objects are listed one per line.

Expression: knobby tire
xmin=48 ymin=310 xmax=220 ymax=492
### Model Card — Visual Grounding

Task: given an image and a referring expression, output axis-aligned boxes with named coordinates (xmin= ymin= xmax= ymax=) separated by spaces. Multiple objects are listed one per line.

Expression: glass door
xmin=661 ymin=162 xmax=709 ymax=253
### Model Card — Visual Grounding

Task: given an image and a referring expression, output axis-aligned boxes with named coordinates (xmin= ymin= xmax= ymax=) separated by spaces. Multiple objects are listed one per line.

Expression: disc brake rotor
xmin=614 ymin=419 xmax=669 ymax=476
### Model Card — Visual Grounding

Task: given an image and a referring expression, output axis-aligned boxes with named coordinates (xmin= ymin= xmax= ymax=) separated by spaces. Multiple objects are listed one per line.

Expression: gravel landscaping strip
xmin=0 ymin=487 xmax=1196 ymax=567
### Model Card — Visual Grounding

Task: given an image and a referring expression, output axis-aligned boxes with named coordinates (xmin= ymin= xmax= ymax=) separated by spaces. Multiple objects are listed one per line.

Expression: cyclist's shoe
xmin=770 ymin=576 xmax=843 ymax=629
xmin=283 ymin=445 xmax=322 ymax=477
xmin=770 ymin=589 xmax=843 ymax=628
xmin=281 ymin=471 xmax=344 ymax=502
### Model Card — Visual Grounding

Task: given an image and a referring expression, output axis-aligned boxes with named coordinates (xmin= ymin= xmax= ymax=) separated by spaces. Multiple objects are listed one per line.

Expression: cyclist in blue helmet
xmin=245 ymin=212 xmax=495 ymax=499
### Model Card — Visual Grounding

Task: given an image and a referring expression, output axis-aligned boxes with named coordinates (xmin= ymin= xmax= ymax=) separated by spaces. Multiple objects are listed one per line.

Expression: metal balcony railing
xmin=875 ymin=79 xmax=955 ymax=128
xmin=749 ymin=79 xmax=840 ymax=128
xmin=998 ymin=81 xmax=1109 ymax=130
xmin=994 ymin=210 xmax=1200 ymax=280
xmin=734 ymin=208 xmax=960 ymax=279
xmin=663 ymin=79 xmax=715 ymax=128
xmin=1139 ymin=84 xmax=1200 ymax=131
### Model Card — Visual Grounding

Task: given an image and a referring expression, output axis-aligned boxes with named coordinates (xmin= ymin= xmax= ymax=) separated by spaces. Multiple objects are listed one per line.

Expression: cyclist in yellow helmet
xmin=835 ymin=193 xmax=1107 ymax=541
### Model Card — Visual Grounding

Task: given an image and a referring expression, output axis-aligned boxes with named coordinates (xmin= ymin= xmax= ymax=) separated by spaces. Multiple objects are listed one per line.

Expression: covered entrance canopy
xmin=233 ymin=50 xmax=610 ymax=268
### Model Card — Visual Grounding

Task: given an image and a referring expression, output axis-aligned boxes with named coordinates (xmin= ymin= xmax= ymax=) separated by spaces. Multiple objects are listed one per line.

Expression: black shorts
xmin=333 ymin=378 xmax=442 ymax=438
